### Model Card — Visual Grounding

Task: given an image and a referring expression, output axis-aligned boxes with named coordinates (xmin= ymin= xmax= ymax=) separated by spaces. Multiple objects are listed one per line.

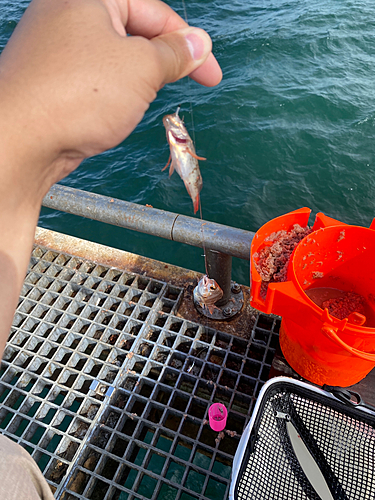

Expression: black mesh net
xmin=235 ymin=381 xmax=375 ymax=500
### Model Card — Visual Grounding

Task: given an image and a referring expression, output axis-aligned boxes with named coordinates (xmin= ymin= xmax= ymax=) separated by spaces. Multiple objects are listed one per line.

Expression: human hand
xmin=0 ymin=0 xmax=222 ymax=197
xmin=0 ymin=0 xmax=222 ymax=356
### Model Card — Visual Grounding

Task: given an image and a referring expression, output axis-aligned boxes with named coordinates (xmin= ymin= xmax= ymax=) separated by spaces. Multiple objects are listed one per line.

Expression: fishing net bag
xmin=230 ymin=377 xmax=375 ymax=500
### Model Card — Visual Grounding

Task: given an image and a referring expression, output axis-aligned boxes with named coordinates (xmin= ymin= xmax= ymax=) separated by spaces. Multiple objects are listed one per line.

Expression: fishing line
xmin=180 ymin=0 xmax=209 ymax=277
xmin=180 ymin=0 xmax=196 ymax=142
xmin=199 ymin=201 xmax=209 ymax=276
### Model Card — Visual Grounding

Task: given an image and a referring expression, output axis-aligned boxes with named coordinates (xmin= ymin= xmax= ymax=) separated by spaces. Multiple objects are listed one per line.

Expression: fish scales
xmin=163 ymin=107 xmax=204 ymax=213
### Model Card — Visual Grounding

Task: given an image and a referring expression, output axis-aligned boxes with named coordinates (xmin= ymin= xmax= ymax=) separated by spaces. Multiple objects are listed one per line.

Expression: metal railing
xmin=43 ymin=185 xmax=254 ymax=259
xmin=42 ymin=184 xmax=255 ymax=316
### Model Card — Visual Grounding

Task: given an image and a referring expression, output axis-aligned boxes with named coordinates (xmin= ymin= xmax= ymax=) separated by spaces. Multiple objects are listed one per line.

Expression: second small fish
xmin=163 ymin=107 xmax=205 ymax=213
xmin=193 ymin=275 xmax=223 ymax=314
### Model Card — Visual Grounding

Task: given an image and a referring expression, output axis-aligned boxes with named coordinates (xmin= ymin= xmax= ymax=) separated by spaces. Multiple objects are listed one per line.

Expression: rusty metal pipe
xmin=42 ymin=184 xmax=254 ymax=260
xmin=205 ymin=249 xmax=232 ymax=305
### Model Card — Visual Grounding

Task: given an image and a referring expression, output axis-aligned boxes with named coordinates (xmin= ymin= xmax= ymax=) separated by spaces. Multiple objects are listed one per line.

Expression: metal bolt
xmin=223 ymin=307 xmax=232 ymax=317
xmin=231 ymin=282 xmax=241 ymax=294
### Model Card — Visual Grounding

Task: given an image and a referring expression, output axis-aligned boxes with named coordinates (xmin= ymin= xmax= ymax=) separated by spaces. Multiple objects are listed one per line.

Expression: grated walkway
xmin=0 ymin=243 xmax=280 ymax=500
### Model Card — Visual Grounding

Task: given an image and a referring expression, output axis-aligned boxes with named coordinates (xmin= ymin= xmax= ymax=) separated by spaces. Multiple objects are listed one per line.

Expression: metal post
xmin=205 ymin=249 xmax=232 ymax=306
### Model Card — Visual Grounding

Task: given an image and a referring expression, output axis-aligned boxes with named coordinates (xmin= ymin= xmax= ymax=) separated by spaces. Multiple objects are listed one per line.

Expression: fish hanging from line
xmin=193 ymin=275 xmax=223 ymax=314
xmin=163 ymin=106 xmax=205 ymax=213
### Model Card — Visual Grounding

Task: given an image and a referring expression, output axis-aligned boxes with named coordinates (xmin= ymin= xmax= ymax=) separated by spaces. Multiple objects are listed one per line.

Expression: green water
xmin=2 ymin=0 xmax=375 ymax=285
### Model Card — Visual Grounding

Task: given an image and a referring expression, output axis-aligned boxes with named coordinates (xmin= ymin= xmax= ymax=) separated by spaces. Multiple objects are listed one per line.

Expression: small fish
xmin=163 ymin=106 xmax=205 ymax=213
xmin=193 ymin=275 xmax=223 ymax=314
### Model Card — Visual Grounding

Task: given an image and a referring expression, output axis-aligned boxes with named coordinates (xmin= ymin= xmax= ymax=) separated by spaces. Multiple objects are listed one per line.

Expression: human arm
xmin=0 ymin=0 xmax=222 ymax=356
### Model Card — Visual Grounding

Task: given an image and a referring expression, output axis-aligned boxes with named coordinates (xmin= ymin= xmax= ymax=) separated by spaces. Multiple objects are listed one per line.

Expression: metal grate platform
xmin=0 ymin=245 xmax=280 ymax=500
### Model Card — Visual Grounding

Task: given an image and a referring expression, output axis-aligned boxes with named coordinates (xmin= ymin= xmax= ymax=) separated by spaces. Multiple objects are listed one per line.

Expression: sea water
xmin=2 ymin=0 xmax=375 ymax=285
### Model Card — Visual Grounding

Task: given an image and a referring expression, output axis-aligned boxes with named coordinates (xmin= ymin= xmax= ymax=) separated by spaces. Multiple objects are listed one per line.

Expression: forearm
xmin=0 ymin=77 xmax=62 ymax=350
xmin=0 ymin=162 xmax=42 ymax=358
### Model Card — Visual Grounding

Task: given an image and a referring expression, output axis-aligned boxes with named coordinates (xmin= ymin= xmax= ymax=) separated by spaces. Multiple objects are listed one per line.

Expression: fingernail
xmin=185 ymin=29 xmax=211 ymax=60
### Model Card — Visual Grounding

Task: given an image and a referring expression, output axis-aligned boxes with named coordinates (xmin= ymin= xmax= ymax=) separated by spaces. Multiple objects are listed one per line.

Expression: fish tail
xmin=193 ymin=194 xmax=200 ymax=214
xmin=183 ymin=179 xmax=202 ymax=214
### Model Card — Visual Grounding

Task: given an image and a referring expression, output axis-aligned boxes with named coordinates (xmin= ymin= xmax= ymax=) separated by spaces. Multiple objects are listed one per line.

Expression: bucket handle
xmin=322 ymin=325 xmax=375 ymax=362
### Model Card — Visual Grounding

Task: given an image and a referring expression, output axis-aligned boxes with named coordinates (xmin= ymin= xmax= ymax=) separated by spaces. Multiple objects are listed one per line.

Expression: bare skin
xmin=0 ymin=0 xmax=222 ymax=358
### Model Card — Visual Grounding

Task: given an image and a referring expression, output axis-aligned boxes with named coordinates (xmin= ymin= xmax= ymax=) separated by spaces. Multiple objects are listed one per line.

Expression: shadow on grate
xmin=1 ymin=246 xmax=279 ymax=499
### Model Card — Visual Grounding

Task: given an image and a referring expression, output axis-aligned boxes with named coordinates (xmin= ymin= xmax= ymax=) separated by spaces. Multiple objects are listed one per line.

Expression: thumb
xmin=150 ymin=27 xmax=212 ymax=86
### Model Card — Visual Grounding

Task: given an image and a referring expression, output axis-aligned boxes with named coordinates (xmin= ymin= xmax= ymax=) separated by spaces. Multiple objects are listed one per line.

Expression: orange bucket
xmin=250 ymin=208 xmax=375 ymax=386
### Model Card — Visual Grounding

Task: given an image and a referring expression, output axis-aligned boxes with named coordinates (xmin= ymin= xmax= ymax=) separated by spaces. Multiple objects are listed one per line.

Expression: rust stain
xmin=35 ymin=227 xmax=199 ymax=285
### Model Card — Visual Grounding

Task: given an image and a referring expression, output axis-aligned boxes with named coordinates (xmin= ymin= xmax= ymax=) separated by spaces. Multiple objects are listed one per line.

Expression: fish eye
xmin=210 ymin=285 xmax=216 ymax=290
